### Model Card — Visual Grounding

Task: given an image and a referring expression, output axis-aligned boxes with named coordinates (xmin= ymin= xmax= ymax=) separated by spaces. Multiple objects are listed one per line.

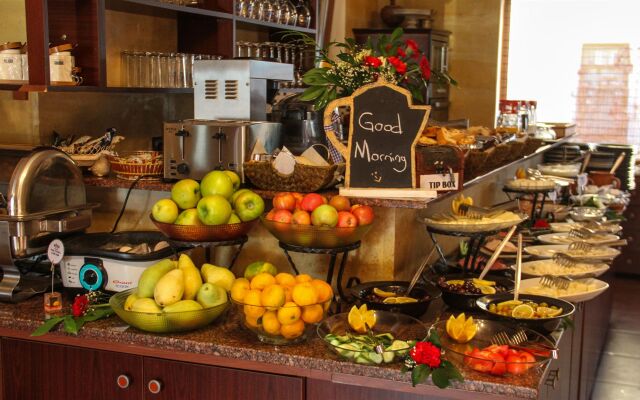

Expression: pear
xmin=137 ymin=259 xmax=177 ymax=298
xmin=163 ymin=300 xmax=203 ymax=313
xmin=200 ymin=263 xmax=236 ymax=292
xmin=178 ymin=254 xmax=203 ymax=300
xmin=131 ymin=298 xmax=162 ymax=313
xmin=124 ymin=292 xmax=139 ymax=311
xmin=154 ymin=269 xmax=184 ymax=307
xmin=196 ymin=283 xmax=228 ymax=309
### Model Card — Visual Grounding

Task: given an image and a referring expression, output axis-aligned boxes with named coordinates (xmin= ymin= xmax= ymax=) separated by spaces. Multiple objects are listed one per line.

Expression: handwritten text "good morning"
xmin=354 ymin=112 xmax=407 ymax=173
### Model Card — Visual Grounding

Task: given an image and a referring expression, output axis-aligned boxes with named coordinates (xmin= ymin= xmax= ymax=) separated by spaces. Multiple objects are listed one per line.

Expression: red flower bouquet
xmin=404 ymin=330 xmax=463 ymax=388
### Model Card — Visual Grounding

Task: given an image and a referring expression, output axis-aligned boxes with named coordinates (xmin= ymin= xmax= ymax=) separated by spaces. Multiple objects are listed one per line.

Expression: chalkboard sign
xmin=324 ymin=80 xmax=430 ymax=189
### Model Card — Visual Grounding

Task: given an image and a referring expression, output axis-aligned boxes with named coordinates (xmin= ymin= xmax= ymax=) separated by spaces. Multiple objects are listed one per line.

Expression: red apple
xmin=292 ymin=192 xmax=304 ymax=210
xmin=273 ymin=192 xmax=296 ymax=211
xmin=265 ymin=209 xmax=276 ymax=221
xmin=311 ymin=204 xmax=339 ymax=227
xmin=329 ymin=195 xmax=351 ymax=211
xmin=291 ymin=209 xmax=311 ymax=225
xmin=300 ymin=193 xmax=325 ymax=212
xmin=272 ymin=209 xmax=293 ymax=224
xmin=351 ymin=205 xmax=374 ymax=225
xmin=337 ymin=211 xmax=358 ymax=227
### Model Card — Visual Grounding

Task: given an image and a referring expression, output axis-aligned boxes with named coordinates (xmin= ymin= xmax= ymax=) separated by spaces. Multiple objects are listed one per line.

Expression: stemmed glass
xmin=236 ymin=0 xmax=249 ymax=17
xmin=278 ymin=0 xmax=296 ymax=25
xmin=295 ymin=0 xmax=311 ymax=28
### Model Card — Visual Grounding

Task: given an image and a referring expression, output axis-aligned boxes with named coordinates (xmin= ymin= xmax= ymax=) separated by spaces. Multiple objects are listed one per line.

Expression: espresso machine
xmin=164 ymin=59 xmax=293 ymax=181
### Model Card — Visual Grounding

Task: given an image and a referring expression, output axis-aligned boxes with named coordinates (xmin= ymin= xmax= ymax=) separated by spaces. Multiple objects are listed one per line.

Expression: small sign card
xmin=420 ymin=173 xmax=460 ymax=192
xmin=323 ymin=80 xmax=436 ymax=199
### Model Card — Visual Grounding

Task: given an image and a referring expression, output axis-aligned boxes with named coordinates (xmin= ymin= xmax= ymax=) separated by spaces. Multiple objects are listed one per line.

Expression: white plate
xmin=536 ymin=232 xmax=619 ymax=245
xmin=519 ymin=259 xmax=609 ymax=278
xmin=524 ymin=244 xmax=620 ymax=260
xmin=519 ymin=277 xmax=609 ymax=302
xmin=549 ymin=222 xmax=583 ymax=233
xmin=422 ymin=213 xmax=526 ymax=234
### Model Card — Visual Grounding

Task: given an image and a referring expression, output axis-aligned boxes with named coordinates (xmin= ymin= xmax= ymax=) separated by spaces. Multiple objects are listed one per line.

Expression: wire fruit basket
xmin=107 ymin=151 xmax=163 ymax=181
xmin=151 ymin=215 xmax=257 ymax=242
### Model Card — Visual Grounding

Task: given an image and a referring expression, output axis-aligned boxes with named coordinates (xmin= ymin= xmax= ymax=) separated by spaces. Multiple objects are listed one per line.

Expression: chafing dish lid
xmin=7 ymin=148 xmax=87 ymax=217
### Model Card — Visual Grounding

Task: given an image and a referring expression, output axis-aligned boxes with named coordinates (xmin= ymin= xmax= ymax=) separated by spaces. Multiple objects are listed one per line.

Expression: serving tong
xmin=568 ymin=241 xmax=625 ymax=255
xmin=457 ymin=199 xmax=514 ymax=219
xmin=552 ymin=252 xmax=603 ymax=268
xmin=539 ymin=274 xmax=596 ymax=290
xmin=567 ymin=229 xmax=627 ymax=246
xmin=526 ymin=168 xmax=574 ymax=184
xmin=491 ymin=329 xmax=558 ymax=359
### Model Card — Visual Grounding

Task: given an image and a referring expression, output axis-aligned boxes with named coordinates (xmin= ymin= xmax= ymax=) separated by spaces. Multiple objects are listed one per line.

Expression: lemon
xmin=512 ymin=304 xmax=535 ymax=318
xmin=445 ymin=280 xmax=465 ymax=286
xmin=446 ymin=313 xmax=477 ymax=343
xmin=536 ymin=306 xmax=563 ymax=318
xmin=348 ymin=304 xmax=377 ymax=333
xmin=497 ymin=300 xmax=523 ymax=308
xmin=472 ymin=278 xmax=496 ymax=287
xmin=478 ymin=285 xmax=496 ymax=294
xmin=373 ymin=287 xmax=396 ymax=298
xmin=383 ymin=296 xmax=418 ymax=304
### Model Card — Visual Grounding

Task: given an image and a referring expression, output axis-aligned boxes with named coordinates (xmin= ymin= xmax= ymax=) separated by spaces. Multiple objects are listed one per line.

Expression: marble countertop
xmin=0 ymin=296 xmax=546 ymax=399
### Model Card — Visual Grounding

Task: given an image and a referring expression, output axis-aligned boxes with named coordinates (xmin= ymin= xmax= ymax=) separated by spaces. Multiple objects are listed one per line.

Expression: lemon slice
xmin=383 ymin=296 xmax=418 ymax=304
xmin=537 ymin=306 xmax=563 ymax=318
xmin=445 ymin=280 xmax=465 ymax=286
xmin=373 ymin=287 xmax=396 ymax=298
xmin=348 ymin=304 xmax=377 ymax=333
xmin=498 ymin=300 xmax=524 ymax=308
xmin=473 ymin=278 xmax=496 ymax=287
xmin=512 ymin=304 xmax=535 ymax=319
xmin=446 ymin=313 xmax=477 ymax=343
xmin=478 ymin=285 xmax=496 ymax=294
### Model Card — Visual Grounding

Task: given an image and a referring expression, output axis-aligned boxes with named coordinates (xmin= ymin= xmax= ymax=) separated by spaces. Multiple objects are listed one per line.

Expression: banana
xmin=154 ymin=269 xmax=185 ymax=307
xmin=137 ymin=259 xmax=177 ymax=298
xmin=178 ymin=254 xmax=203 ymax=300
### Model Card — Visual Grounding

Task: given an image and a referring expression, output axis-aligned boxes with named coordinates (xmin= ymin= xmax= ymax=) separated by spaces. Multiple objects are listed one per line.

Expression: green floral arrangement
xmin=298 ymin=28 xmax=456 ymax=109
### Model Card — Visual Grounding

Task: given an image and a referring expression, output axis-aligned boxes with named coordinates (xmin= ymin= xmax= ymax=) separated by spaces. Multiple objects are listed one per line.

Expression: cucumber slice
xmin=355 ymin=355 xmax=372 ymax=364
xmin=368 ymin=352 xmax=383 ymax=364
xmin=375 ymin=333 xmax=395 ymax=343
xmin=382 ymin=351 xmax=396 ymax=363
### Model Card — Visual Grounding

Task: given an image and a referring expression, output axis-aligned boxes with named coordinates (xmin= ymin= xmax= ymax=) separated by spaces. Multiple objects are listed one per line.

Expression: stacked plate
xmin=593 ymin=144 xmax=636 ymax=190
xmin=543 ymin=144 xmax=587 ymax=164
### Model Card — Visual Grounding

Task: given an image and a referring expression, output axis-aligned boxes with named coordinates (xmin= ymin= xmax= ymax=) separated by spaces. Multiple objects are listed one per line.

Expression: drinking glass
xmin=295 ymin=0 xmax=311 ymax=28
xmin=278 ymin=0 xmax=295 ymax=25
xmin=236 ymin=0 xmax=249 ymax=17
xmin=262 ymin=0 xmax=277 ymax=22
xmin=247 ymin=0 xmax=263 ymax=19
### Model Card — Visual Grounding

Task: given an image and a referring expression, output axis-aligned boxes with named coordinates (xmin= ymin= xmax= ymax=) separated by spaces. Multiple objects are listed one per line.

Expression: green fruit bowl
xmin=150 ymin=214 xmax=257 ymax=242
xmin=260 ymin=217 xmax=372 ymax=248
xmin=110 ymin=288 xmax=229 ymax=333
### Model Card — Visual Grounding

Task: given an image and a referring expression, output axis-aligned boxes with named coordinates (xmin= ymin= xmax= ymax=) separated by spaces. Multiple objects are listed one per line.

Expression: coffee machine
xmin=164 ymin=59 xmax=293 ymax=181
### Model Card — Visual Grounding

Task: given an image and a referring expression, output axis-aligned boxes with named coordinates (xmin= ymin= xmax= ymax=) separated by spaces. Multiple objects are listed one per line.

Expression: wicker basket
xmin=243 ymin=161 xmax=344 ymax=192
xmin=464 ymin=149 xmax=489 ymax=180
xmin=504 ymin=140 xmax=526 ymax=163
xmin=108 ymin=151 xmax=163 ymax=181
xmin=522 ymin=137 xmax=544 ymax=156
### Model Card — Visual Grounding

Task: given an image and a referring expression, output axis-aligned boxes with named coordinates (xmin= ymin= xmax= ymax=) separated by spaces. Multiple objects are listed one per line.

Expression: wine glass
xmin=295 ymin=0 xmax=311 ymax=28
xmin=279 ymin=0 xmax=296 ymax=25
xmin=236 ymin=0 xmax=248 ymax=17
xmin=262 ymin=0 xmax=277 ymax=22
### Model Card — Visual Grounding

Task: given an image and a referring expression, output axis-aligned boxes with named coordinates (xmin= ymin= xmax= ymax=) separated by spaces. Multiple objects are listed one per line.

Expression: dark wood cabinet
xmin=142 ymin=357 xmax=303 ymax=400
xmin=1 ymin=338 xmax=143 ymax=400
xmin=352 ymin=28 xmax=451 ymax=122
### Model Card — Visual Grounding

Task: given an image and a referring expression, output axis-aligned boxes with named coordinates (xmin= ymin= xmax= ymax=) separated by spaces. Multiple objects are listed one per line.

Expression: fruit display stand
xmin=166 ymin=236 xmax=249 ymax=271
xmin=502 ymin=186 xmax=552 ymax=224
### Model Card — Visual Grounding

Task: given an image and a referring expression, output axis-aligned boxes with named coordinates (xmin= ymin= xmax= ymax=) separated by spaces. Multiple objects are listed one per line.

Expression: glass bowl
xmin=150 ymin=214 xmax=257 ymax=242
xmin=109 ymin=288 xmax=229 ymax=333
xmin=260 ymin=217 xmax=372 ymax=248
xmin=476 ymin=293 xmax=575 ymax=333
xmin=433 ymin=319 xmax=555 ymax=377
xmin=232 ymin=298 xmax=332 ymax=345
xmin=317 ymin=310 xmax=428 ymax=365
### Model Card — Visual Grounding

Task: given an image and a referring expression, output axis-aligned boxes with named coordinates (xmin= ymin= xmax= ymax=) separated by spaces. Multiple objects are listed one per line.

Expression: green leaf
xmin=428 ymin=330 xmax=442 ymax=348
xmin=391 ymin=27 xmax=404 ymax=43
xmin=441 ymin=360 xmax=464 ymax=382
xmin=300 ymin=86 xmax=325 ymax=101
xmin=431 ymin=367 xmax=450 ymax=388
xmin=82 ymin=307 xmax=115 ymax=322
xmin=411 ymin=364 xmax=431 ymax=387
xmin=63 ymin=316 xmax=79 ymax=335
xmin=31 ymin=317 xmax=64 ymax=337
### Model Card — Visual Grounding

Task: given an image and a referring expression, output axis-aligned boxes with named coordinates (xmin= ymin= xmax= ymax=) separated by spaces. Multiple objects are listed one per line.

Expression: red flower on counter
xmin=405 ymin=39 xmax=420 ymax=58
xmin=388 ymin=56 xmax=407 ymax=75
xmin=364 ymin=55 xmax=382 ymax=68
xmin=410 ymin=341 xmax=442 ymax=368
xmin=419 ymin=56 xmax=431 ymax=80
xmin=397 ymin=46 xmax=407 ymax=58
xmin=72 ymin=294 xmax=89 ymax=317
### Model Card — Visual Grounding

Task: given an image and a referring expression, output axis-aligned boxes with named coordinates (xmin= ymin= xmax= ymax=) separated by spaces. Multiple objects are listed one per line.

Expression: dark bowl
xmin=476 ymin=293 xmax=575 ymax=333
xmin=437 ymin=274 xmax=514 ymax=311
xmin=349 ymin=281 xmax=441 ymax=318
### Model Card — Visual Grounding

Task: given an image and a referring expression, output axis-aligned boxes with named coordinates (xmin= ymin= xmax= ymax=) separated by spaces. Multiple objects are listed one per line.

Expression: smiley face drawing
xmin=371 ymin=171 xmax=382 ymax=183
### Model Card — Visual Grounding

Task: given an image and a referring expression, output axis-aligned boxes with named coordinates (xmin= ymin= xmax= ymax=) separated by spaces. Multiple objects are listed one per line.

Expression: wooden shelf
xmin=0 ymin=83 xmax=26 ymax=91
xmin=112 ymin=0 xmax=234 ymax=20
xmin=47 ymin=85 xmax=193 ymax=94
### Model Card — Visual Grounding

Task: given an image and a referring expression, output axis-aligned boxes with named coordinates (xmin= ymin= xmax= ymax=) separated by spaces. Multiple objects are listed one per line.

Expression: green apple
xmin=174 ymin=208 xmax=202 ymax=226
xmin=171 ymin=179 xmax=201 ymax=209
xmin=243 ymin=261 xmax=278 ymax=280
xmin=224 ymin=170 xmax=241 ymax=192
xmin=197 ymin=195 xmax=232 ymax=225
xmin=201 ymin=170 xmax=234 ymax=199
xmin=152 ymin=199 xmax=179 ymax=224
xmin=227 ymin=213 xmax=241 ymax=224
xmin=234 ymin=191 xmax=265 ymax=222
xmin=231 ymin=188 xmax=251 ymax=204
xmin=196 ymin=283 xmax=228 ymax=308
xmin=311 ymin=204 xmax=339 ymax=227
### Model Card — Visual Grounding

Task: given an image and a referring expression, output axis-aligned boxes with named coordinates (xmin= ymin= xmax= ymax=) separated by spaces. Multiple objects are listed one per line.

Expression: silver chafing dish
xmin=0 ymin=148 xmax=97 ymax=301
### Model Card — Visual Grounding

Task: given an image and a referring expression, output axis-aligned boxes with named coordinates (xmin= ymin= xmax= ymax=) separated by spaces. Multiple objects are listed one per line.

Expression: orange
xmin=283 ymin=286 xmax=293 ymax=303
xmin=301 ymin=304 xmax=324 ymax=324
xmin=275 ymin=272 xmax=297 ymax=287
xmin=277 ymin=301 xmax=301 ymax=325
xmin=243 ymin=289 xmax=265 ymax=319
xmin=260 ymin=284 xmax=286 ymax=310
xmin=347 ymin=304 xmax=376 ymax=334
xmin=245 ymin=314 xmax=261 ymax=329
xmin=261 ymin=311 xmax=281 ymax=335
xmin=311 ymin=279 xmax=333 ymax=303
xmin=280 ymin=319 xmax=305 ymax=339
xmin=295 ymin=274 xmax=313 ymax=284
xmin=230 ymin=278 xmax=251 ymax=302
xmin=250 ymin=272 xmax=276 ymax=290
xmin=292 ymin=282 xmax=319 ymax=306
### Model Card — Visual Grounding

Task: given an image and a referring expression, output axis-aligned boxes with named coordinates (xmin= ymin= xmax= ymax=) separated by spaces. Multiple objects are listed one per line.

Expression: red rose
xmin=420 ymin=56 xmax=431 ymax=80
xmin=405 ymin=39 xmax=420 ymax=58
xmin=388 ymin=56 xmax=407 ymax=75
xmin=410 ymin=341 xmax=441 ymax=368
xmin=364 ymin=55 xmax=382 ymax=68
xmin=397 ymin=47 xmax=407 ymax=58
xmin=72 ymin=294 xmax=89 ymax=317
